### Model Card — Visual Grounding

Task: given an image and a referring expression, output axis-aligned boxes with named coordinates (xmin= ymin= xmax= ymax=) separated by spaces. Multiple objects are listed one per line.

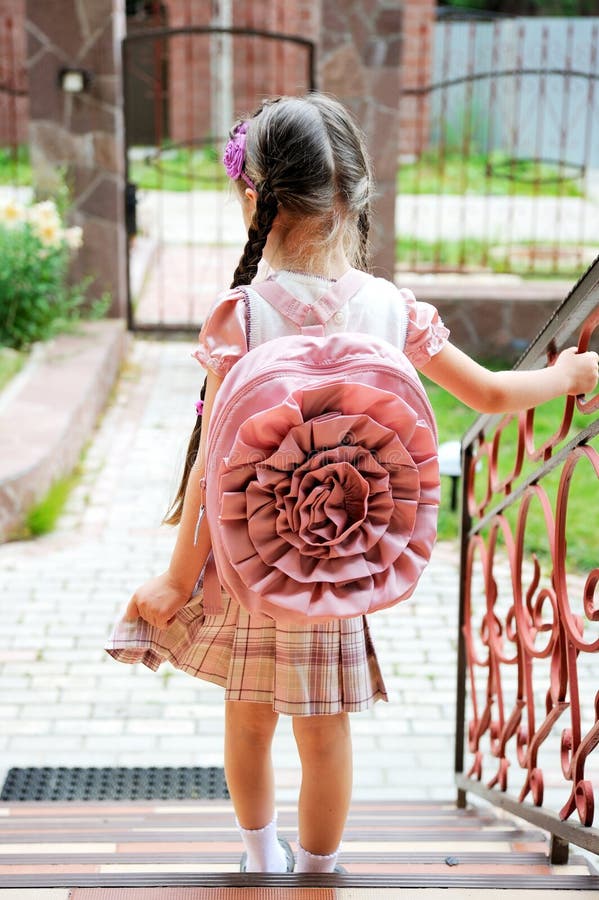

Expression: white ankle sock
xmin=296 ymin=843 xmax=339 ymax=873
xmin=237 ymin=815 xmax=288 ymax=872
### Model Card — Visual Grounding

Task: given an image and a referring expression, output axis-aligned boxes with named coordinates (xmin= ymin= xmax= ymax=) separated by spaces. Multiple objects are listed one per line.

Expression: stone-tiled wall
xmin=405 ymin=280 xmax=567 ymax=363
xmin=25 ymin=0 xmax=127 ymax=316
xmin=7 ymin=1 xmax=436 ymax=154
xmin=320 ymin=1 xmax=402 ymax=279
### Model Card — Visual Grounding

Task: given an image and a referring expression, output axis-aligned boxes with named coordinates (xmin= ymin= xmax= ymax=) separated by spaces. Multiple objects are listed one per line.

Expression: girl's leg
xmin=292 ymin=712 xmax=353 ymax=862
xmin=224 ymin=699 xmax=289 ymax=873
xmin=224 ymin=699 xmax=279 ymax=828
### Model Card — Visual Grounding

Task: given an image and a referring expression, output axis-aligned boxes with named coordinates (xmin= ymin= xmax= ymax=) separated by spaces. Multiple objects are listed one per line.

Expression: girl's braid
xmin=357 ymin=207 xmax=371 ymax=271
xmin=231 ymin=183 xmax=279 ymax=288
xmin=163 ymin=374 xmax=207 ymax=525
xmin=164 ymin=182 xmax=278 ymax=525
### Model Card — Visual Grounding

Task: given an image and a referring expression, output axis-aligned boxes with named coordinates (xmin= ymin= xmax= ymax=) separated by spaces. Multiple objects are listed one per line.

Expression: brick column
xmin=0 ymin=0 xmax=28 ymax=145
xmin=319 ymin=1 xmax=402 ymax=279
xmin=399 ymin=0 xmax=435 ymax=158
xmin=25 ymin=0 xmax=127 ymax=317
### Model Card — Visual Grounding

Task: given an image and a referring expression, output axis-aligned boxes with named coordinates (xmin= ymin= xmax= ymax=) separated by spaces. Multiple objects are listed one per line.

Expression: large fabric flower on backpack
xmin=206 ymin=333 xmax=440 ymax=623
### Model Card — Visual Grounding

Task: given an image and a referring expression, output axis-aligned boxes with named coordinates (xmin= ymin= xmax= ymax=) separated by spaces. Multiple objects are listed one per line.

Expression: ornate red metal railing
xmin=455 ymin=255 xmax=599 ymax=862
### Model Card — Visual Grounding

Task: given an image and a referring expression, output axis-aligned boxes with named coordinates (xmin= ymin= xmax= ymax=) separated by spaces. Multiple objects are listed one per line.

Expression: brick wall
xmin=399 ymin=0 xmax=435 ymax=158
xmin=0 ymin=0 xmax=27 ymax=146
xmin=165 ymin=0 xmax=319 ymax=145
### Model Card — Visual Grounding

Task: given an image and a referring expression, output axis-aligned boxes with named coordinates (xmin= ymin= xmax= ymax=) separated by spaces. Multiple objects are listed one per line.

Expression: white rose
xmin=64 ymin=226 xmax=83 ymax=249
xmin=30 ymin=199 xmax=59 ymax=219
xmin=0 ymin=199 xmax=27 ymax=228
xmin=28 ymin=200 xmax=61 ymax=231
xmin=33 ymin=220 xmax=62 ymax=247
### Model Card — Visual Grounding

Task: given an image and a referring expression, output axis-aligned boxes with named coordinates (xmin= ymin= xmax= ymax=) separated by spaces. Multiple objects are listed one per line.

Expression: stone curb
xmin=0 ymin=320 xmax=129 ymax=542
xmin=397 ymin=274 xmax=572 ymax=304
xmin=394 ymin=273 xmax=573 ymax=359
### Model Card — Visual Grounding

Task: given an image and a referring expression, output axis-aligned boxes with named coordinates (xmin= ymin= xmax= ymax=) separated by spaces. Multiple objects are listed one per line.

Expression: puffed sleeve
xmin=402 ymin=289 xmax=450 ymax=369
xmin=192 ymin=289 xmax=248 ymax=377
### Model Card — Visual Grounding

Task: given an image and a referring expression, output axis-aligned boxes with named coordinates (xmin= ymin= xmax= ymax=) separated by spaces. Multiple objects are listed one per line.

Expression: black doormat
xmin=0 ymin=766 xmax=230 ymax=802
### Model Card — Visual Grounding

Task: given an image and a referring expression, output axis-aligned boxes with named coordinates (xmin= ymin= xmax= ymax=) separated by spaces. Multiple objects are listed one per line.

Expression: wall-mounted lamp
xmin=58 ymin=68 xmax=92 ymax=93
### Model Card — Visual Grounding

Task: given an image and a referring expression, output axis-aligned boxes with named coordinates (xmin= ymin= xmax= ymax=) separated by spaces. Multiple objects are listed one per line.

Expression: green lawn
xmin=128 ymin=146 xmax=227 ymax=191
xmin=135 ymin=148 xmax=585 ymax=197
xmin=0 ymin=147 xmax=31 ymax=187
xmin=396 ymin=236 xmax=596 ymax=278
xmin=423 ymin=376 xmax=476 ymax=543
xmin=425 ymin=374 xmax=598 ymax=572
xmin=1 ymin=144 xmax=586 ymax=201
xmin=0 ymin=145 xmax=227 ymax=192
xmin=398 ymin=152 xmax=584 ymax=198
xmin=24 ymin=471 xmax=81 ymax=537
xmin=0 ymin=347 xmax=26 ymax=392
xmin=130 ymin=148 xmax=587 ymax=198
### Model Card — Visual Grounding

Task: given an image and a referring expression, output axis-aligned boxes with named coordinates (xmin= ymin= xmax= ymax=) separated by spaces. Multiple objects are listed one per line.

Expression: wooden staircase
xmin=0 ymin=799 xmax=598 ymax=897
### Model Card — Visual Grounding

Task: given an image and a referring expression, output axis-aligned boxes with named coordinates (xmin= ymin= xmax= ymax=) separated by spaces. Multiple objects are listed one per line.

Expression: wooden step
xmin=0 ymin=799 xmax=598 ymax=894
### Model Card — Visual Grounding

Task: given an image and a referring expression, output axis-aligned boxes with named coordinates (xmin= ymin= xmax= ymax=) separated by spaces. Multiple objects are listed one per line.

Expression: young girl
xmin=111 ymin=93 xmax=598 ymax=874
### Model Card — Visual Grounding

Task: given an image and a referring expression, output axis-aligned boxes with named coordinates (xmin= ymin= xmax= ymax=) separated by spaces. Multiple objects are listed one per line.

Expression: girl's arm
xmin=420 ymin=341 xmax=598 ymax=413
xmin=123 ymin=368 xmax=223 ymax=627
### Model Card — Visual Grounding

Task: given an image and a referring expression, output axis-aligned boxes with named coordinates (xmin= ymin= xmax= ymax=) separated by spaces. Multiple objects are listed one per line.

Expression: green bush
xmin=0 ymin=197 xmax=106 ymax=350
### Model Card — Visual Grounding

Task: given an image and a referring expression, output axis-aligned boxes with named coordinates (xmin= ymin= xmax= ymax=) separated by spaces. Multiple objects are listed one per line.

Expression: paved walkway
xmin=0 ymin=338 xmax=461 ymax=802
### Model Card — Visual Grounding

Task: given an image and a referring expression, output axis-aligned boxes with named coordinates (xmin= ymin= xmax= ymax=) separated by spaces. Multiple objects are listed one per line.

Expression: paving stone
xmin=351 ymin=766 xmax=386 ymax=787
xmin=157 ymin=736 xmax=223 ymax=757
xmin=77 ymin=735 xmax=159 ymax=755
xmin=4 ymin=690 xmax=58 ymax=705
xmin=125 ymin=720 xmax=196 ymax=735
xmin=53 ymin=719 xmax=125 ymax=735
xmin=18 ymin=705 xmax=91 ymax=720
xmin=5 ymin=720 xmax=53 ymax=735
xmin=4 ymin=735 xmax=84 ymax=755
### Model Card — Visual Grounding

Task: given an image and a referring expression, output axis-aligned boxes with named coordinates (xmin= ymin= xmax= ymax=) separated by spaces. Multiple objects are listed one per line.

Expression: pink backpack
xmin=203 ymin=269 xmax=440 ymax=624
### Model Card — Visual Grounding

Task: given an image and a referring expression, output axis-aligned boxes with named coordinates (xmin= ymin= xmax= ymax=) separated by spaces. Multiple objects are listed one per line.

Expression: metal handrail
xmin=455 ymin=255 xmax=599 ymax=863
xmin=403 ymin=67 xmax=599 ymax=97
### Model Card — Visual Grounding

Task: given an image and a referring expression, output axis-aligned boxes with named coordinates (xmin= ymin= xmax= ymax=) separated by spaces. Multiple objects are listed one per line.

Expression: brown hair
xmin=164 ymin=93 xmax=373 ymax=525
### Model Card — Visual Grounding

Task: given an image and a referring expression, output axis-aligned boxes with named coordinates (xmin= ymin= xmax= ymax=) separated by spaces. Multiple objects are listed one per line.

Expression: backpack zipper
xmin=207 ymin=360 xmax=437 ymax=465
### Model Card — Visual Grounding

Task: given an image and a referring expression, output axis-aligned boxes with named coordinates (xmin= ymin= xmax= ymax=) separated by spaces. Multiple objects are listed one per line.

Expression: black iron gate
xmin=122 ymin=24 xmax=316 ymax=332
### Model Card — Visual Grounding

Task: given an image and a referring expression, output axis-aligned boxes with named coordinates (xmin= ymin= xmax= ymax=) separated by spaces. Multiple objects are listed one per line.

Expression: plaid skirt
xmin=104 ymin=586 xmax=388 ymax=716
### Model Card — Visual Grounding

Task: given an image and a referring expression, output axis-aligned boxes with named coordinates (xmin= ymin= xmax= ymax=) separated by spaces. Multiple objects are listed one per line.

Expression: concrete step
xmin=0 ymin=319 xmax=128 ymax=542
xmin=0 ymin=799 xmax=597 ymax=893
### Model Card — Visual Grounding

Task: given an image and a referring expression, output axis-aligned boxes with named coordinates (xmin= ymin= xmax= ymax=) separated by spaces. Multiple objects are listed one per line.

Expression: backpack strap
xmin=251 ymin=268 xmax=372 ymax=330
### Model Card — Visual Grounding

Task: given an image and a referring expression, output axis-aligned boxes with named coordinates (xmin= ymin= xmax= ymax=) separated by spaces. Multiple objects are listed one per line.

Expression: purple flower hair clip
xmin=222 ymin=121 xmax=256 ymax=190
xmin=195 ymin=399 xmax=204 ymax=416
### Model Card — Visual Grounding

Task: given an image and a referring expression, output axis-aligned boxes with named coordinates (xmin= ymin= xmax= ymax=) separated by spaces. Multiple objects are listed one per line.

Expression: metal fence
xmin=455 ymin=254 xmax=599 ymax=861
xmin=123 ymin=20 xmax=316 ymax=331
xmin=398 ymin=10 xmax=599 ymax=277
